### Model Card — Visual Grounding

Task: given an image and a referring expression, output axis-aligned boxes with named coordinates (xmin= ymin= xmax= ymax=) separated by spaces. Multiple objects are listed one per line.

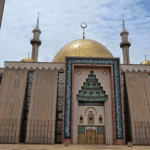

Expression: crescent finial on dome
xmin=81 ymin=23 xmax=87 ymax=39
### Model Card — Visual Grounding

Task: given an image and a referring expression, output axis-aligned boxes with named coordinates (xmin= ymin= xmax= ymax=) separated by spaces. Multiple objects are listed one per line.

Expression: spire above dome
xmin=80 ymin=22 xmax=87 ymax=39
xmin=34 ymin=12 xmax=40 ymax=31
xmin=140 ymin=55 xmax=150 ymax=65
xmin=121 ymin=17 xmax=128 ymax=34
xmin=52 ymin=23 xmax=113 ymax=62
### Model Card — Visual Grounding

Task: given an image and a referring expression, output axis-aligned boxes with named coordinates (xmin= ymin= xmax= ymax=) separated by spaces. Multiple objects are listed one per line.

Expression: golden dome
xmin=52 ymin=39 xmax=113 ymax=62
xmin=21 ymin=57 xmax=34 ymax=63
xmin=140 ymin=60 xmax=150 ymax=65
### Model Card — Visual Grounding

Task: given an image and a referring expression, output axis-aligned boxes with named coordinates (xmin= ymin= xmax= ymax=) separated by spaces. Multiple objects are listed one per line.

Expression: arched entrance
xmin=77 ymin=71 xmax=108 ymax=144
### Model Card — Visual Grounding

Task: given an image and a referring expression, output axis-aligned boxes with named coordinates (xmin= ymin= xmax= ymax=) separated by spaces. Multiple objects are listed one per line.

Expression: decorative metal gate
xmin=0 ymin=76 xmax=2 ymax=84
xmin=55 ymin=72 xmax=64 ymax=143
xmin=78 ymin=126 xmax=85 ymax=144
xmin=20 ymin=71 xmax=34 ymax=143
xmin=122 ymin=74 xmax=130 ymax=144
xmin=97 ymin=126 xmax=104 ymax=144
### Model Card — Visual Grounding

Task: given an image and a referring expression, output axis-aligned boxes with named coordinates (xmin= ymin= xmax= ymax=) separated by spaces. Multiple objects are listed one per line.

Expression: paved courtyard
xmin=0 ymin=144 xmax=150 ymax=150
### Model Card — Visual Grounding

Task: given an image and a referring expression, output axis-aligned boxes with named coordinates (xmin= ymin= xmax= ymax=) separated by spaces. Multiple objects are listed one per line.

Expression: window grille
xmin=21 ymin=72 xmax=34 ymax=143
xmin=55 ymin=72 xmax=64 ymax=143
xmin=79 ymin=116 xmax=83 ymax=124
xmin=99 ymin=115 xmax=102 ymax=124
xmin=121 ymin=74 xmax=130 ymax=143
xmin=0 ymin=76 xmax=2 ymax=85
xmin=148 ymin=74 xmax=150 ymax=82
xmin=80 ymin=116 xmax=83 ymax=121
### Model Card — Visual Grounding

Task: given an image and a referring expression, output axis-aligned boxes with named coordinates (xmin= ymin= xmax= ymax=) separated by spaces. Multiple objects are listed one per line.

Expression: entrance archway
xmin=77 ymin=71 xmax=108 ymax=144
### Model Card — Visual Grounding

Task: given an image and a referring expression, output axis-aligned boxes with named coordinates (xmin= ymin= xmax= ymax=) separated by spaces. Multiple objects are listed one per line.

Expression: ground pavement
xmin=0 ymin=144 xmax=150 ymax=150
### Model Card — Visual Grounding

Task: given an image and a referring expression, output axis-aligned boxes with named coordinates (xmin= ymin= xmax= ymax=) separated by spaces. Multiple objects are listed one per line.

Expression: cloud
xmin=0 ymin=0 xmax=150 ymax=67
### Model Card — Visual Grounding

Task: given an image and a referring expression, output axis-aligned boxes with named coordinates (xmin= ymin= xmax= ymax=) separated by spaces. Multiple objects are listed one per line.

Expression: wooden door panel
xmin=78 ymin=134 xmax=85 ymax=144
xmin=97 ymin=134 xmax=104 ymax=144
xmin=86 ymin=130 xmax=96 ymax=144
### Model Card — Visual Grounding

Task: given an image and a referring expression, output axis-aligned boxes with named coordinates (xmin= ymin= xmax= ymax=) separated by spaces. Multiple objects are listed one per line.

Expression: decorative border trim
xmin=4 ymin=62 xmax=65 ymax=70
xmin=121 ymin=64 xmax=150 ymax=73
xmin=64 ymin=58 xmax=123 ymax=139
xmin=78 ymin=102 xmax=104 ymax=106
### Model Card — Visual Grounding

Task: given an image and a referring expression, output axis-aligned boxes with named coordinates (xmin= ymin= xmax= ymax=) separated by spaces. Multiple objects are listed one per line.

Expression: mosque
xmin=0 ymin=0 xmax=150 ymax=145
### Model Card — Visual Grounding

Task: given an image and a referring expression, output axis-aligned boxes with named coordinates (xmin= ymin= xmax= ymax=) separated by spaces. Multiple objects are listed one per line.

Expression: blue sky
xmin=139 ymin=0 xmax=150 ymax=12
xmin=0 ymin=0 xmax=150 ymax=67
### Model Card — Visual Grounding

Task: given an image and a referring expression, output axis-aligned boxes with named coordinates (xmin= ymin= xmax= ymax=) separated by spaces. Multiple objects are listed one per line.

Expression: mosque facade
xmin=0 ymin=1 xmax=150 ymax=145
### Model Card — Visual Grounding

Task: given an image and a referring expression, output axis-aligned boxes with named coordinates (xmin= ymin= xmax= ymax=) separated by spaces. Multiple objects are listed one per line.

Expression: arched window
xmin=99 ymin=115 xmax=102 ymax=124
xmin=88 ymin=111 xmax=94 ymax=124
xmin=79 ymin=115 xmax=83 ymax=124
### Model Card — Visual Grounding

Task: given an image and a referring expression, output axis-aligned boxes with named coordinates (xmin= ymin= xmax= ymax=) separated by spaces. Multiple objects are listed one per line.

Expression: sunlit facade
xmin=0 ymin=1 xmax=150 ymax=145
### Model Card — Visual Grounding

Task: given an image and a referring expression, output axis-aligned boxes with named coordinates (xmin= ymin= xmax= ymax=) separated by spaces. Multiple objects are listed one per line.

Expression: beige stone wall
xmin=26 ymin=68 xmax=58 ymax=144
xmin=0 ymin=68 xmax=28 ymax=143
xmin=78 ymin=106 xmax=105 ymax=126
xmin=125 ymin=70 xmax=150 ymax=145
xmin=0 ymin=68 xmax=3 ymax=74
xmin=0 ymin=62 xmax=64 ymax=144
xmin=72 ymin=66 xmax=113 ymax=144
xmin=0 ymin=0 xmax=5 ymax=28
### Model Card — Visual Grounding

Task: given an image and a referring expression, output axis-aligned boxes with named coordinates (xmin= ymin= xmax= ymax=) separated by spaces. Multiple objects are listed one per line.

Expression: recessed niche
xmin=79 ymin=115 xmax=83 ymax=124
xmin=99 ymin=115 xmax=102 ymax=124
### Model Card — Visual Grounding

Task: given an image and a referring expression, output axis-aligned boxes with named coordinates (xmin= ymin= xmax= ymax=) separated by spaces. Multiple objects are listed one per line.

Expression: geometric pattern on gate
xmin=55 ymin=72 xmax=64 ymax=143
xmin=78 ymin=126 xmax=85 ymax=134
xmin=97 ymin=126 xmax=104 ymax=134
xmin=77 ymin=71 xmax=108 ymax=102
